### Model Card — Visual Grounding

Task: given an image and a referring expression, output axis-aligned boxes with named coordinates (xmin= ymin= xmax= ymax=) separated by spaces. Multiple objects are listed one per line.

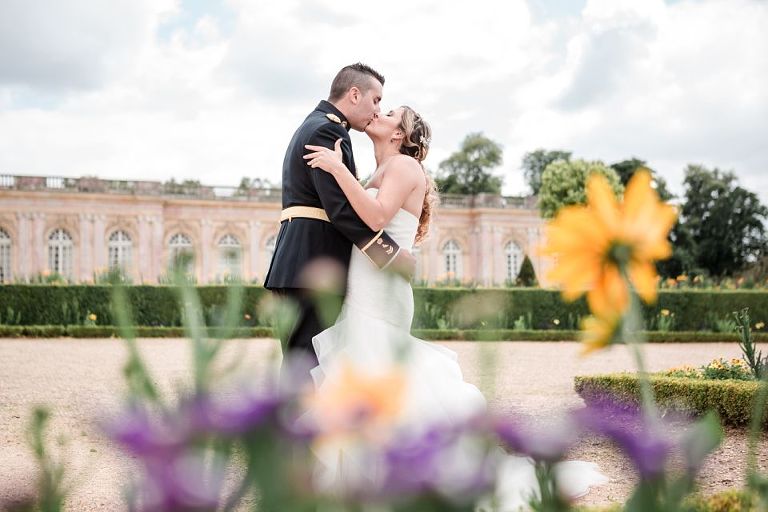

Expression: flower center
xmin=606 ymin=242 xmax=633 ymax=267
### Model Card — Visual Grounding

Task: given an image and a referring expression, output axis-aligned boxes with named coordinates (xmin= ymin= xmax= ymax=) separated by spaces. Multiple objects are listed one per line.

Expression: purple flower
xmin=189 ymin=391 xmax=282 ymax=436
xmin=131 ymin=449 xmax=226 ymax=512
xmin=492 ymin=415 xmax=580 ymax=463
xmin=106 ymin=407 xmax=226 ymax=511
xmin=574 ymin=401 xmax=673 ymax=479
xmin=380 ymin=419 xmax=497 ymax=502
xmin=106 ymin=406 xmax=190 ymax=459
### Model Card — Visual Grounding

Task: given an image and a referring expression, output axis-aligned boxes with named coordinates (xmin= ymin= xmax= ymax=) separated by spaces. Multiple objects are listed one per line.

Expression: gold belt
xmin=280 ymin=206 xmax=330 ymax=223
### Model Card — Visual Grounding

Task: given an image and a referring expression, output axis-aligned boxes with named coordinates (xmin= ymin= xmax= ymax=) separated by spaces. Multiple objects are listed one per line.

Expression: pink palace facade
xmin=0 ymin=174 xmax=550 ymax=286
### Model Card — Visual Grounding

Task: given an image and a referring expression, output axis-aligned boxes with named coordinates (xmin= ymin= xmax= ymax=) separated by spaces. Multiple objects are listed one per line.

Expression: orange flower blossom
xmin=542 ymin=170 xmax=677 ymax=318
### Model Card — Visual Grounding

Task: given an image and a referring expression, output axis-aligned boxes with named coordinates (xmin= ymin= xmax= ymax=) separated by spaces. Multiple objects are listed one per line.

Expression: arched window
xmin=48 ymin=229 xmax=73 ymax=278
xmin=168 ymin=233 xmax=193 ymax=274
xmin=442 ymin=239 xmax=462 ymax=281
xmin=264 ymin=235 xmax=277 ymax=271
xmin=108 ymin=230 xmax=132 ymax=272
xmin=218 ymin=234 xmax=241 ymax=277
xmin=0 ymin=229 xmax=10 ymax=283
xmin=505 ymin=241 xmax=524 ymax=282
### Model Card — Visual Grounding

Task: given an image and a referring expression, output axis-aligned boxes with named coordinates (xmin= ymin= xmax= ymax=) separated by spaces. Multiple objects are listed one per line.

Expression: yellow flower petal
xmin=580 ymin=312 xmax=622 ymax=356
xmin=628 ymin=261 xmax=658 ymax=304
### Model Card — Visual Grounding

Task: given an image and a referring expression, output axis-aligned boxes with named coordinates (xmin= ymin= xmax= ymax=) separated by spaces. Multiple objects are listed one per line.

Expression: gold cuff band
xmin=360 ymin=229 xmax=384 ymax=252
xmin=280 ymin=206 xmax=330 ymax=223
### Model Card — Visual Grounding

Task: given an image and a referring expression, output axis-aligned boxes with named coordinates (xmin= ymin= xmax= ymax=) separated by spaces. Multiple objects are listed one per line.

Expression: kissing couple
xmin=264 ymin=63 xmax=606 ymax=510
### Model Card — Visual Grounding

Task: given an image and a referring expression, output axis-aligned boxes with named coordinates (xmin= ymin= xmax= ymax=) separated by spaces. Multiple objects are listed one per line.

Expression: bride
xmin=302 ymin=106 xmax=606 ymax=510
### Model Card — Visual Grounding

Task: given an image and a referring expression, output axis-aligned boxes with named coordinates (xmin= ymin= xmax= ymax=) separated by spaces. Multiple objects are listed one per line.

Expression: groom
xmin=264 ymin=63 xmax=415 ymax=367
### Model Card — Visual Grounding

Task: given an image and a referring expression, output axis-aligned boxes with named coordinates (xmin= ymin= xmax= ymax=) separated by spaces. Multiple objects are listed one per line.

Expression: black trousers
xmin=272 ymin=288 xmax=343 ymax=368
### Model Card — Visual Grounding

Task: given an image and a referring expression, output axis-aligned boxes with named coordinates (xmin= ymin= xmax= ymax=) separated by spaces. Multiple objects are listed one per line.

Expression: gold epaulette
xmin=280 ymin=206 xmax=330 ymax=223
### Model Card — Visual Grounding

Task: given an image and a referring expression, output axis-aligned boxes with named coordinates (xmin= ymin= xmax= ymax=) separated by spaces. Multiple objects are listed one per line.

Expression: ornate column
xmin=528 ymin=226 xmax=545 ymax=285
xmin=469 ymin=226 xmax=481 ymax=284
xmin=201 ymin=219 xmax=213 ymax=283
xmin=480 ymin=226 xmax=492 ymax=286
xmin=151 ymin=216 xmax=164 ymax=282
xmin=32 ymin=213 xmax=46 ymax=275
xmin=427 ymin=225 xmax=439 ymax=284
xmin=93 ymin=215 xmax=106 ymax=273
xmin=492 ymin=226 xmax=504 ymax=286
xmin=249 ymin=221 xmax=263 ymax=281
xmin=79 ymin=213 xmax=93 ymax=282
xmin=15 ymin=212 xmax=31 ymax=280
xmin=137 ymin=215 xmax=150 ymax=283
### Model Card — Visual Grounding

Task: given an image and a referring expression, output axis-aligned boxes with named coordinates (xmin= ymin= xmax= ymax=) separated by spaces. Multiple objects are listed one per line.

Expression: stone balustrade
xmin=0 ymin=174 xmax=534 ymax=209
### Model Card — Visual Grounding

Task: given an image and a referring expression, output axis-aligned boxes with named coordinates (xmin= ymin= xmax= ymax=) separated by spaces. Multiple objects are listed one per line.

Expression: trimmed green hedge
xmin=577 ymin=490 xmax=757 ymax=511
xmin=0 ymin=325 xmax=275 ymax=339
xmin=413 ymin=329 xmax=768 ymax=343
xmin=412 ymin=287 xmax=768 ymax=331
xmin=0 ymin=285 xmax=268 ymax=327
xmin=1 ymin=285 xmax=768 ymax=333
xmin=574 ymin=373 xmax=768 ymax=428
xmin=4 ymin=324 xmax=766 ymax=343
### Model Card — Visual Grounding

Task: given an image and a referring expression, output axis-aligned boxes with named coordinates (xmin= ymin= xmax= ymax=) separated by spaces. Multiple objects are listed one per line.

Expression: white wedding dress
xmin=310 ymin=189 xmax=607 ymax=510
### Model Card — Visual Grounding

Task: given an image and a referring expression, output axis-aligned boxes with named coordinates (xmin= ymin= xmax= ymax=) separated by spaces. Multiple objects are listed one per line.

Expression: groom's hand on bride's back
xmin=386 ymin=249 xmax=416 ymax=281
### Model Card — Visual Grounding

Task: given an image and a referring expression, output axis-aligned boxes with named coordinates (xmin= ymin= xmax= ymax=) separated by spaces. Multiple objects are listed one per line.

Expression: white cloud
xmin=0 ymin=0 xmax=766 ymax=206
xmin=0 ymin=0 xmax=174 ymax=91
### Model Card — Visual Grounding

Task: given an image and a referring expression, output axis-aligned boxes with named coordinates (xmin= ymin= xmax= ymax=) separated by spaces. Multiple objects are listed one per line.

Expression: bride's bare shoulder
xmin=385 ymin=154 xmax=423 ymax=181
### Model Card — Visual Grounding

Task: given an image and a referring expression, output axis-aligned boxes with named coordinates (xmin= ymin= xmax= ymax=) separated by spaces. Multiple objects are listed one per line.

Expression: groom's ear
xmin=348 ymin=86 xmax=360 ymax=104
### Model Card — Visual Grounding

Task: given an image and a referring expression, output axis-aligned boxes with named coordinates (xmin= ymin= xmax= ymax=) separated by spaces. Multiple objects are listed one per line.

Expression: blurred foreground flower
xmin=575 ymin=399 xmax=722 ymax=511
xmin=305 ymin=359 xmax=406 ymax=445
xmin=543 ymin=170 xmax=676 ymax=319
xmin=579 ymin=311 xmax=623 ymax=355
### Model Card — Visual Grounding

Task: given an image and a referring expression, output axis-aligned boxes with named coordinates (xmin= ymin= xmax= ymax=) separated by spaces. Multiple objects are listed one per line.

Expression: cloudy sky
xmin=1 ymin=0 xmax=766 ymax=202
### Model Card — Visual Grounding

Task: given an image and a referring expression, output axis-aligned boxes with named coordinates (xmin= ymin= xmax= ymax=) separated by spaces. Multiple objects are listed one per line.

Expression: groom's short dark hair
xmin=328 ymin=63 xmax=385 ymax=102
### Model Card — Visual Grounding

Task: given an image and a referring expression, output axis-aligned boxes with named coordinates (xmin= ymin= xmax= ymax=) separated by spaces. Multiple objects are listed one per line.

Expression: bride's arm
xmin=304 ymin=141 xmax=421 ymax=231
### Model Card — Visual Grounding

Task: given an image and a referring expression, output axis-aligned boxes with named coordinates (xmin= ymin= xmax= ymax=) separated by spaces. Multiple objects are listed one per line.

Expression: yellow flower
xmin=660 ymin=309 xmax=670 ymax=317
xmin=543 ymin=170 xmax=677 ymax=317
xmin=676 ymin=274 xmax=688 ymax=282
xmin=88 ymin=313 xmax=97 ymax=321
xmin=579 ymin=311 xmax=622 ymax=355
xmin=306 ymin=360 xmax=406 ymax=443
xmin=553 ymin=318 xmax=560 ymax=326
xmin=756 ymin=322 xmax=765 ymax=330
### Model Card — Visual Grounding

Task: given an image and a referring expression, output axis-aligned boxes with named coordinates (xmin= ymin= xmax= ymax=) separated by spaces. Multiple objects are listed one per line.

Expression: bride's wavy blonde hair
xmin=398 ymin=105 xmax=438 ymax=245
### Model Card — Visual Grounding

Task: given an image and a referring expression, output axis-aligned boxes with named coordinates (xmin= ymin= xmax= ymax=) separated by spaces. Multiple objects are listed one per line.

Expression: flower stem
xmin=620 ymin=267 xmax=658 ymax=421
xmin=747 ymin=374 xmax=768 ymax=476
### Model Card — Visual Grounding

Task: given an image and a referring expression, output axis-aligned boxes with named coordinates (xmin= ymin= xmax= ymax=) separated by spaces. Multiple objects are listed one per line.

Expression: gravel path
xmin=1 ymin=338 xmax=766 ymax=510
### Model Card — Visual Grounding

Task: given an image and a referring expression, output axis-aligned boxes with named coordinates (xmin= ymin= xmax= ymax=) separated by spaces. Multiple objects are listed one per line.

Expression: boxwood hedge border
xmin=1 ymin=285 xmax=767 ymax=333
xmin=574 ymin=373 xmax=768 ymax=428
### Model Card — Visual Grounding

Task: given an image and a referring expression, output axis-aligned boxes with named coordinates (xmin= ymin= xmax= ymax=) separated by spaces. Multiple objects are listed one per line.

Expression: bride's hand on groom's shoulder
xmin=304 ymin=139 xmax=345 ymax=175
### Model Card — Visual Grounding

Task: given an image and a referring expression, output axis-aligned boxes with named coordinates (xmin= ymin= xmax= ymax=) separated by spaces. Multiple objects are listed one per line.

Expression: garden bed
xmin=574 ymin=373 xmax=767 ymax=428
xmin=3 ymin=324 xmax=768 ymax=343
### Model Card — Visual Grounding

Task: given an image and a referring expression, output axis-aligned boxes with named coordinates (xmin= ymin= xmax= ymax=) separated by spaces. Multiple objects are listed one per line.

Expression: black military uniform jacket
xmin=264 ymin=100 xmax=401 ymax=290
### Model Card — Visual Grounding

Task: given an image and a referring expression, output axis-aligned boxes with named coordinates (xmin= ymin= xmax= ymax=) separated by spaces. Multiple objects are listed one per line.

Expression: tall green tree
xmin=678 ymin=164 xmax=767 ymax=276
xmin=521 ymin=149 xmax=571 ymax=195
xmin=436 ymin=132 xmax=503 ymax=195
xmin=610 ymin=158 xmax=674 ymax=201
xmin=537 ymin=159 xmax=623 ymax=219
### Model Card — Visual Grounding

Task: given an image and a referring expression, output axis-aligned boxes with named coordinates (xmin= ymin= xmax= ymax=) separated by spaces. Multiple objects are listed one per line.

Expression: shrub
xmin=574 ymin=373 xmax=767 ymax=428
xmin=0 ymin=285 xmax=268 ymax=327
xmin=700 ymin=358 xmax=754 ymax=381
xmin=576 ymin=490 xmax=756 ymax=511
xmin=2 ymin=285 xmax=768 ymax=335
xmin=516 ymin=255 xmax=538 ymax=287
